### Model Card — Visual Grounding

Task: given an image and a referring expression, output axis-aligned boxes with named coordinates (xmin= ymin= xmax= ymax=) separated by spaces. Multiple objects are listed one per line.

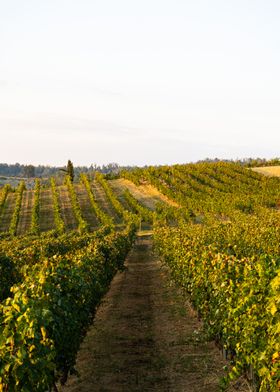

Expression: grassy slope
xmin=110 ymin=178 xmax=179 ymax=210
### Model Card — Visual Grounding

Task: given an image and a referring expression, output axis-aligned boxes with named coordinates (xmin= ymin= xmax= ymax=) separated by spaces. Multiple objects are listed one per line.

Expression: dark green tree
xmin=59 ymin=160 xmax=74 ymax=182
xmin=67 ymin=160 xmax=74 ymax=182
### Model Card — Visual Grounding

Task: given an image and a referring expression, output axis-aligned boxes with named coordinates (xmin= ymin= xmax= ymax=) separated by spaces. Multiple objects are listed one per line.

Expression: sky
xmin=1 ymin=0 xmax=280 ymax=166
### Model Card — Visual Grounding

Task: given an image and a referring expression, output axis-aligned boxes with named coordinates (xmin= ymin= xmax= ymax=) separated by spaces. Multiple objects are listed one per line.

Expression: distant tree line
xmin=0 ymin=162 xmax=137 ymax=178
xmin=0 ymin=158 xmax=279 ymax=179
xmin=238 ymin=157 xmax=280 ymax=167
xmin=0 ymin=163 xmax=58 ymax=178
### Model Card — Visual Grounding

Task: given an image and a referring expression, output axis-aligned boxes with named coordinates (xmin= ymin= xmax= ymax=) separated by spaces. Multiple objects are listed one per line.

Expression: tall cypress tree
xmin=67 ymin=160 xmax=74 ymax=182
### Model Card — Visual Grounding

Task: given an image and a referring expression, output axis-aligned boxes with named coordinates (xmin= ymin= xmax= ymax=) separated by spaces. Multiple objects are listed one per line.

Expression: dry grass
xmin=139 ymin=183 xmax=179 ymax=207
xmin=110 ymin=178 xmax=179 ymax=210
xmin=252 ymin=166 xmax=280 ymax=177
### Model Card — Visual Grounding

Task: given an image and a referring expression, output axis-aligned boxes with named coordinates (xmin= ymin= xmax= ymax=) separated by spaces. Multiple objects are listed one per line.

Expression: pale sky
xmin=1 ymin=0 xmax=280 ymax=166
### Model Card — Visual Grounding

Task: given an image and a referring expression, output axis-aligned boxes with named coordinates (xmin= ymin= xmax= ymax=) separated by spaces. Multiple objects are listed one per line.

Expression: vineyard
xmin=0 ymin=163 xmax=279 ymax=391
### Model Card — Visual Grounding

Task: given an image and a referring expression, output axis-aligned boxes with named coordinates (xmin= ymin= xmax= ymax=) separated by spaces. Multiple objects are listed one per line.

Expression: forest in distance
xmin=0 ymin=157 xmax=280 ymax=179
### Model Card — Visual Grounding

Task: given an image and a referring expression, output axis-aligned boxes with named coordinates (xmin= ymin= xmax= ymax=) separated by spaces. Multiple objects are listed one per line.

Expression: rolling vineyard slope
xmin=122 ymin=162 xmax=280 ymax=391
xmin=0 ymin=223 xmax=137 ymax=390
xmin=0 ymin=175 xmax=137 ymax=235
xmin=0 ymin=164 xmax=279 ymax=391
xmin=0 ymin=174 xmax=143 ymax=390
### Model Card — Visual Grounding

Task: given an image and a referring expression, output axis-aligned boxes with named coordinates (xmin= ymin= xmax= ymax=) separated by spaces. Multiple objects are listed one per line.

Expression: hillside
xmin=1 ymin=162 xmax=279 ymax=237
xmin=0 ymin=163 xmax=280 ymax=391
xmin=0 ymin=175 xmax=173 ymax=236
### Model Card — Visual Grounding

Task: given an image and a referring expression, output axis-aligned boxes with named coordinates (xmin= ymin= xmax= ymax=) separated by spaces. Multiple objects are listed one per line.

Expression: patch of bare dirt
xmin=59 ymin=234 xmax=249 ymax=392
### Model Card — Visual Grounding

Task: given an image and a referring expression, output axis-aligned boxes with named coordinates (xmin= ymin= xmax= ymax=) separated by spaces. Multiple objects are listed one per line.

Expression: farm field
xmin=0 ymin=163 xmax=279 ymax=391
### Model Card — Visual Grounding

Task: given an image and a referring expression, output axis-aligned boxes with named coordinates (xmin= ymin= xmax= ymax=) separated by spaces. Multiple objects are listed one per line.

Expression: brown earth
xmin=59 ymin=234 xmax=249 ymax=392
xmin=58 ymin=186 xmax=78 ymax=231
xmin=17 ymin=189 xmax=34 ymax=235
xmin=39 ymin=189 xmax=56 ymax=232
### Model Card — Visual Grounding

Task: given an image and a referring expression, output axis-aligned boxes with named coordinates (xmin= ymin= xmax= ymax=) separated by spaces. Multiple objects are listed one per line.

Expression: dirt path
xmin=59 ymin=234 xmax=247 ymax=392
xmin=74 ymin=184 xmax=99 ymax=230
xmin=58 ymin=186 xmax=78 ymax=231
xmin=17 ymin=189 xmax=34 ymax=235
xmin=39 ymin=189 xmax=55 ymax=232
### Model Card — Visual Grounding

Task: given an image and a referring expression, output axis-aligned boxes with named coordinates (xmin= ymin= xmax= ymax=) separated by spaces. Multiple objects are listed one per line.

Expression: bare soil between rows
xmin=59 ymin=233 xmax=248 ymax=392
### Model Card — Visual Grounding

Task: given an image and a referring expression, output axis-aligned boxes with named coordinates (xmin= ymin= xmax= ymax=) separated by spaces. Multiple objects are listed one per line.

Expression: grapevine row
xmin=122 ymin=189 xmax=154 ymax=224
xmin=154 ymin=225 xmax=280 ymax=391
xmin=0 ymin=184 xmax=11 ymax=219
xmin=50 ymin=178 xmax=65 ymax=235
xmin=80 ymin=174 xmax=113 ymax=227
xmin=65 ymin=175 xmax=88 ymax=233
xmin=0 ymin=222 xmax=137 ymax=391
xmin=30 ymin=179 xmax=41 ymax=235
xmin=9 ymin=181 xmax=26 ymax=236
xmin=95 ymin=173 xmax=138 ymax=223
